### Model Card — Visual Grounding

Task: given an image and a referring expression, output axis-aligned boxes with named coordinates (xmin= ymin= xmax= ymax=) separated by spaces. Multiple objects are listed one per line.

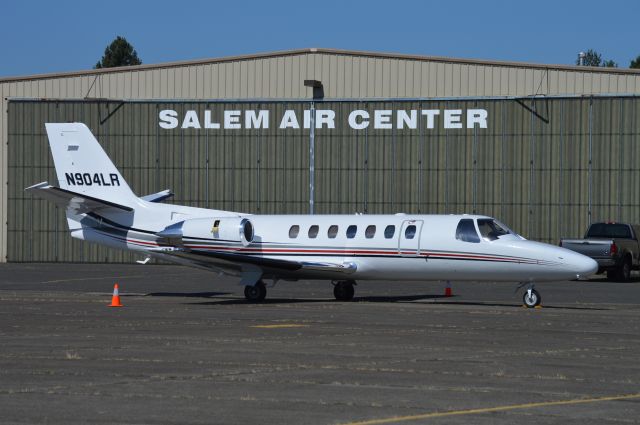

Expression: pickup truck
xmin=560 ymin=222 xmax=640 ymax=281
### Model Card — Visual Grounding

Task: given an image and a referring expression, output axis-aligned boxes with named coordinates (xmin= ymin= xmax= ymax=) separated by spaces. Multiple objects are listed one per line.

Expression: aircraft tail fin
xmin=44 ymin=123 xmax=138 ymax=208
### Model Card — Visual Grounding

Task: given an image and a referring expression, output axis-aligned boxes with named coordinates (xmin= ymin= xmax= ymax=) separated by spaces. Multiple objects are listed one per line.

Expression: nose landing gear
xmin=521 ymin=284 xmax=542 ymax=308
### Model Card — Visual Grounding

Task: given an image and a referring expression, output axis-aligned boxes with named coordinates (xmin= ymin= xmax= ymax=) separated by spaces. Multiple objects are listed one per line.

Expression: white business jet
xmin=27 ymin=123 xmax=598 ymax=307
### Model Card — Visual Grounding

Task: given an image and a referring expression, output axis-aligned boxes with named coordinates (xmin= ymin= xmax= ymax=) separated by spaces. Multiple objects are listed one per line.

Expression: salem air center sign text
xmin=159 ymin=108 xmax=488 ymax=130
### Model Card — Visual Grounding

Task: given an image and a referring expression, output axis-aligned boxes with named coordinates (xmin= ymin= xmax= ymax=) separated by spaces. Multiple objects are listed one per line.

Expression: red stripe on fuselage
xmin=182 ymin=243 xmax=536 ymax=263
xmin=106 ymin=233 xmax=539 ymax=264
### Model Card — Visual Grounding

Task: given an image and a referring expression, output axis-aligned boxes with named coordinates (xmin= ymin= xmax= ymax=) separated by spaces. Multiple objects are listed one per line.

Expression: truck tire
xmin=610 ymin=258 xmax=632 ymax=282
xmin=617 ymin=258 xmax=632 ymax=282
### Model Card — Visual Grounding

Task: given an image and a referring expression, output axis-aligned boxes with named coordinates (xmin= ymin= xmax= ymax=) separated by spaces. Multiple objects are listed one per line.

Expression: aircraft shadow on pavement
xmin=146 ymin=291 xmax=231 ymax=298
xmin=184 ymin=295 xmax=608 ymax=310
xmin=145 ymin=292 xmax=609 ymax=310
xmin=185 ymin=293 xmax=448 ymax=306
xmin=432 ymin=300 xmax=609 ymax=311
xmin=355 ymin=297 xmax=608 ymax=310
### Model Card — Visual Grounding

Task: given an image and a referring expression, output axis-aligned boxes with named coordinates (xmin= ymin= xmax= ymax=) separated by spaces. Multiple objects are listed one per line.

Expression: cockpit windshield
xmin=477 ymin=219 xmax=512 ymax=241
xmin=455 ymin=219 xmax=480 ymax=243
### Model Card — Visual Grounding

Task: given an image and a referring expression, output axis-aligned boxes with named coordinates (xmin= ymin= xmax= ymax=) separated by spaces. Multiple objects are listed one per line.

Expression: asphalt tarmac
xmin=1 ymin=263 xmax=639 ymax=424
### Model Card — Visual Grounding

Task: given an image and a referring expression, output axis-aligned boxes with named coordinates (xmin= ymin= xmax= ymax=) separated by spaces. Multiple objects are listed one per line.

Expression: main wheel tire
xmin=616 ymin=259 xmax=632 ymax=282
xmin=333 ymin=281 xmax=355 ymax=301
xmin=523 ymin=289 xmax=541 ymax=308
xmin=244 ymin=281 xmax=267 ymax=302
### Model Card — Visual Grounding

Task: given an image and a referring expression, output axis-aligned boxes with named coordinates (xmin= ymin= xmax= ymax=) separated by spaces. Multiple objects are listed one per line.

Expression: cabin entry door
xmin=398 ymin=220 xmax=423 ymax=256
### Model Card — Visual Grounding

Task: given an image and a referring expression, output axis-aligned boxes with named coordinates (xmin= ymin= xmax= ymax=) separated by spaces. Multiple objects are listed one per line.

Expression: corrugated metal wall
xmin=7 ymin=96 xmax=640 ymax=262
xmin=3 ymin=49 xmax=640 ymax=262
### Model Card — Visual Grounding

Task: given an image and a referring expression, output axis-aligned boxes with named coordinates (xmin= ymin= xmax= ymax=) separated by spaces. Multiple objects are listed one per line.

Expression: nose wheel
xmin=522 ymin=287 xmax=541 ymax=308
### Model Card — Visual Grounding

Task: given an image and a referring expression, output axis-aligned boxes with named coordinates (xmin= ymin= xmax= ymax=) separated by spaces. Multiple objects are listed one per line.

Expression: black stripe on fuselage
xmin=187 ymin=249 xmax=537 ymax=264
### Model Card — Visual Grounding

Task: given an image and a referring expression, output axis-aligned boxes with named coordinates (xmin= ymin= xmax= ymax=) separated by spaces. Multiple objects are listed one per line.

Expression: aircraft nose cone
xmin=572 ymin=254 xmax=598 ymax=279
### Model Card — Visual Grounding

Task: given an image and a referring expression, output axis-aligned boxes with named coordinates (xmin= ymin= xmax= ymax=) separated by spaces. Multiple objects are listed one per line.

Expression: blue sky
xmin=2 ymin=0 xmax=639 ymax=78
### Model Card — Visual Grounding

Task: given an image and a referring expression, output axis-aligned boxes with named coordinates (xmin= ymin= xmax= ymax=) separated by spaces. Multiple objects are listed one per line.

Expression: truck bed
xmin=560 ymin=238 xmax=614 ymax=258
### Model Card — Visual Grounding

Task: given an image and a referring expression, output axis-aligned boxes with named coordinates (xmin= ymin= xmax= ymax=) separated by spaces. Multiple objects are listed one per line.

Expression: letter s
xmin=159 ymin=110 xmax=179 ymax=129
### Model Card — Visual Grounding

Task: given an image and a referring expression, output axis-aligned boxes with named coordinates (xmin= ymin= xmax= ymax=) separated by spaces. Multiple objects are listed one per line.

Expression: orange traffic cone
xmin=109 ymin=283 xmax=123 ymax=307
xmin=444 ymin=281 xmax=453 ymax=297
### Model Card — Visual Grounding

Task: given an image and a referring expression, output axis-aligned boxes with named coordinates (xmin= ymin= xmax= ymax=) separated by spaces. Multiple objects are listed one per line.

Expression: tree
xmin=94 ymin=36 xmax=142 ymax=69
xmin=576 ymin=49 xmax=617 ymax=68
xmin=576 ymin=49 xmax=602 ymax=67
xmin=630 ymin=55 xmax=640 ymax=69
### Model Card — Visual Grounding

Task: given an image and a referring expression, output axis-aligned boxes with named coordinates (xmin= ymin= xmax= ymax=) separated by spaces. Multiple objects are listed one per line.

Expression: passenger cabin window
xmin=308 ymin=225 xmax=319 ymax=238
xmin=405 ymin=225 xmax=417 ymax=239
xmin=384 ymin=225 xmax=396 ymax=239
xmin=365 ymin=225 xmax=376 ymax=239
xmin=477 ymin=219 xmax=510 ymax=241
xmin=289 ymin=225 xmax=300 ymax=238
xmin=328 ymin=225 xmax=339 ymax=239
xmin=346 ymin=225 xmax=357 ymax=239
xmin=455 ymin=219 xmax=480 ymax=243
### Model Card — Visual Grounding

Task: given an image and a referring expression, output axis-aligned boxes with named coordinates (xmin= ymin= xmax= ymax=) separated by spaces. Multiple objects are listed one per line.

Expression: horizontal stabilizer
xmin=25 ymin=182 xmax=133 ymax=214
xmin=140 ymin=189 xmax=173 ymax=203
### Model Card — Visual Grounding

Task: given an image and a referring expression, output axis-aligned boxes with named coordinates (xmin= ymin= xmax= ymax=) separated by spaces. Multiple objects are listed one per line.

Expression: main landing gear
xmin=244 ymin=280 xmax=267 ymax=302
xmin=243 ymin=280 xmax=356 ymax=302
xmin=333 ymin=280 xmax=356 ymax=301
xmin=521 ymin=283 xmax=542 ymax=308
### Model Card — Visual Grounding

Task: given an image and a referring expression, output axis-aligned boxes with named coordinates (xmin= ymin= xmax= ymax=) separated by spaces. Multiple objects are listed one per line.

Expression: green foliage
xmin=630 ymin=55 xmax=640 ymax=69
xmin=577 ymin=49 xmax=602 ymax=67
xmin=576 ymin=49 xmax=618 ymax=68
xmin=94 ymin=36 xmax=142 ymax=69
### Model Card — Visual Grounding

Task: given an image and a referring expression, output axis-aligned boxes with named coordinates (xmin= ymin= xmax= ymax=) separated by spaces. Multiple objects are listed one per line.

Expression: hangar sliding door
xmin=7 ymin=96 xmax=640 ymax=262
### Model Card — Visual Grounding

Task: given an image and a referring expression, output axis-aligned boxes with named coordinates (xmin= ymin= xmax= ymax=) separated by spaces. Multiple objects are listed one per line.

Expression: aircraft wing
xmin=25 ymin=182 xmax=133 ymax=214
xmin=157 ymin=248 xmax=357 ymax=275
xmin=299 ymin=260 xmax=358 ymax=274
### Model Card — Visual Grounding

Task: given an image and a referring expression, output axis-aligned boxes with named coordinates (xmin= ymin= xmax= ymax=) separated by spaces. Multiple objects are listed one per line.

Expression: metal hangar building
xmin=1 ymin=48 xmax=640 ymax=262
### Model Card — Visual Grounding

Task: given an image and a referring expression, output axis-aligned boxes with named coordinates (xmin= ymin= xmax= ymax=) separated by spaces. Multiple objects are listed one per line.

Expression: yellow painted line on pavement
xmin=251 ymin=324 xmax=309 ymax=329
xmin=341 ymin=393 xmax=640 ymax=425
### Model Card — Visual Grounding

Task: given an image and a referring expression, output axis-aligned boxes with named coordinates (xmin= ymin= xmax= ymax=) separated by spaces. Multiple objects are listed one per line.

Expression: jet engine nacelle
xmin=207 ymin=217 xmax=254 ymax=247
xmin=157 ymin=217 xmax=254 ymax=247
